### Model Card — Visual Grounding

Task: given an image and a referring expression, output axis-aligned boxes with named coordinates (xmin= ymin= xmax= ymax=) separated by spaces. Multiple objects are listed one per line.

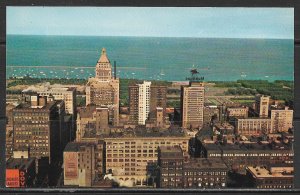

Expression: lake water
xmin=6 ymin=35 xmax=294 ymax=81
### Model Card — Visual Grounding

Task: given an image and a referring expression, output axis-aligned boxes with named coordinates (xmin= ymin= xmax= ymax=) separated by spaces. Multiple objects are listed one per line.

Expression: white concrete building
xmin=138 ymin=81 xmax=151 ymax=125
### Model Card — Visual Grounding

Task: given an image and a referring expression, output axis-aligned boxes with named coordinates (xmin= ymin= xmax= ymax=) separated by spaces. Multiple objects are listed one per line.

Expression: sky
xmin=7 ymin=7 xmax=294 ymax=39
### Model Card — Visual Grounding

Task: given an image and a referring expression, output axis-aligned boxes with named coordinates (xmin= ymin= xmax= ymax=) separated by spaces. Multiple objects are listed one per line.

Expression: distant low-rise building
xmin=226 ymin=107 xmax=249 ymax=118
xmin=255 ymin=95 xmax=270 ymax=118
xmin=22 ymin=85 xmax=77 ymax=115
xmin=213 ymin=122 xmax=235 ymax=142
xmin=270 ymin=107 xmax=293 ymax=133
xmin=201 ymin=142 xmax=293 ymax=173
xmin=203 ymin=106 xmax=219 ymax=126
xmin=235 ymin=118 xmax=272 ymax=136
xmin=37 ymin=87 xmax=76 ymax=115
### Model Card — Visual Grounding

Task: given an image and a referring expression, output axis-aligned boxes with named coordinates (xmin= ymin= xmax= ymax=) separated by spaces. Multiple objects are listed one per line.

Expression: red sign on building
xmin=19 ymin=171 xmax=26 ymax=187
xmin=6 ymin=169 xmax=20 ymax=188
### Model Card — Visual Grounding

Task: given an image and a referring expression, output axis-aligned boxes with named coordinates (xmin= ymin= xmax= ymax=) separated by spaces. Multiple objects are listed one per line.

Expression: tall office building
xmin=181 ymin=82 xmax=205 ymax=129
xmin=128 ymin=85 xmax=139 ymax=125
xmin=12 ymin=95 xmax=67 ymax=164
xmin=255 ymin=95 xmax=270 ymax=118
xmin=129 ymin=82 xmax=167 ymax=126
xmin=86 ymin=48 xmax=119 ymax=126
xmin=149 ymin=85 xmax=167 ymax=124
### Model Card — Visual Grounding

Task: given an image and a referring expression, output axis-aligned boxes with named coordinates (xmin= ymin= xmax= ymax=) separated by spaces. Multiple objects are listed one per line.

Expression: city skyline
xmin=7 ymin=7 xmax=294 ymax=39
xmin=5 ymin=7 xmax=295 ymax=189
xmin=5 ymin=47 xmax=295 ymax=188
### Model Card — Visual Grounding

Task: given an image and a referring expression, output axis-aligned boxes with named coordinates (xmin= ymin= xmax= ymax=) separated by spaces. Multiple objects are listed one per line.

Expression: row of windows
xmin=258 ymin=185 xmax=292 ymax=189
xmin=108 ymin=141 xmax=187 ymax=145
xmin=184 ymin=172 xmax=226 ymax=176
xmin=107 ymin=149 xmax=156 ymax=153
xmin=14 ymin=112 xmax=48 ymax=116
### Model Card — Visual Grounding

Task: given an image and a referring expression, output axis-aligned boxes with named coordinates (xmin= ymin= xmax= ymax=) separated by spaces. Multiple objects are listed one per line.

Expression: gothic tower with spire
xmin=85 ymin=48 xmax=119 ymax=127
xmin=95 ymin=48 xmax=112 ymax=81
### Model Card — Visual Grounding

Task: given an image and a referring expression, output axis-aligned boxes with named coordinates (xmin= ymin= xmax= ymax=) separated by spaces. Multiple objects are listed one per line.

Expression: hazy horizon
xmin=7 ymin=7 xmax=294 ymax=39
xmin=6 ymin=34 xmax=294 ymax=40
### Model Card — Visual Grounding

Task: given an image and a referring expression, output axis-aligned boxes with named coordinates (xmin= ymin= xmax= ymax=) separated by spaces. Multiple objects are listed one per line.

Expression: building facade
xmin=158 ymin=146 xmax=184 ymax=188
xmin=76 ymin=105 xmax=109 ymax=141
xmin=181 ymin=82 xmax=205 ymax=129
xmin=149 ymin=85 xmax=167 ymax=121
xmin=129 ymin=82 xmax=167 ymax=126
xmin=86 ymin=48 xmax=119 ymax=126
xmin=182 ymin=158 xmax=227 ymax=189
xmin=226 ymin=107 xmax=249 ymax=118
xmin=201 ymin=142 xmax=293 ymax=173
xmin=104 ymin=135 xmax=189 ymax=186
xmin=158 ymin=146 xmax=228 ymax=189
xmin=270 ymin=108 xmax=293 ymax=133
xmin=235 ymin=118 xmax=272 ymax=136
xmin=63 ymin=142 xmax=97 ymax=187
xmin=138 ymin=81 xmax=151 ymax=125
xmin=12 ymin=96 xmax=67 ymax=164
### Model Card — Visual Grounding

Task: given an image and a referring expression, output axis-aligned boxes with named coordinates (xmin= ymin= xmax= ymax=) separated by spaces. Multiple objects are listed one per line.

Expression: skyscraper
xmin=129 ymin=81 xmax=167 ymax=126
xmin=181 ymin=82 xmax=205 ymax=129
xmin=138 ymin=81 xmax=151 ymax=125
xmin=86 ymin=48 xmax=119 ymax=126
xmin=12 ymin=95 xmax=67 ymax=165
xmin=129 ymin=81 xmax=151 ymax=125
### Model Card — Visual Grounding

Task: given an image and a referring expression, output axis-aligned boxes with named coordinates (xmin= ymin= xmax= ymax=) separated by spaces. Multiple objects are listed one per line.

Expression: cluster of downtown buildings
xmin=5 ymin=48 xmax=294 ymax=189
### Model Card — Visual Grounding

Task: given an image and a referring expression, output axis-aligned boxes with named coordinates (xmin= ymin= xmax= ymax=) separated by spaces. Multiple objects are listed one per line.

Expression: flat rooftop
xmin=64 ymin=142 xmax=95 ymax=152
xmin=203 ymin=141 xmax=292 ymax=152
xmin=184 ymin=158 xmax=227 ymax=170
xmin=159 ymin=146 xmax=183 ymax=159
xmin=247 ymin=166 xmax=293 ymax=178
xmin=14 ymin=100 xmax=59 ymax=110
xmin=107 ymin=128 xmax=186 ymax=138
